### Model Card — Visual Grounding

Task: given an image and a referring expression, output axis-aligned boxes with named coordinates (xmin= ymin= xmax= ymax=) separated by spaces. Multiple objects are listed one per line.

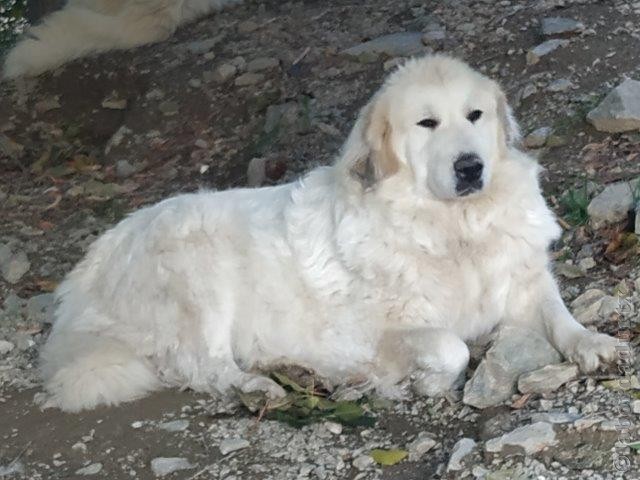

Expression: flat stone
xmin=571 ymin=289 xmax=607 ymax=325
xmin=485 ymin=422 xmax=557 ymax=455
xmin=237 ymin=20 xmax=259 ymax=34
xmin=115 ymin=160 xmax=137 ymax=179
xmin=447 ymin=438 xmax=476 ymax=471
xmin=463 ymin=327 xmax=562 ymax=409
xmin=353 ymin=455 xmax=375 ymax=471
xmin=184 ymin=37 xmax=221 ymax=54
xmin=554 ymin=262 xmax=585 ymax=279
xmin=342 ymin=32 xmax=426 ymax=61
xmin=246 ymin=57 xmax=279 ymax=72
xmin=150 ymin=457 xmax=195 ymax=477
xmin=530 ymin=411 xmax=582 ymax=424
xmin=548 ymin=78 xmax=573 ymax=92
xmin=0 ymin=340 xmax=15 ymax=355
xmin=517 ymin=363 xmax=579 ymax=394
xmin=587 ymin=180 xmax=635 ymax=229
xmin=408 ymin=433 xmax=437 ymax=461
xmin=632 ymin=399 xmax=640 ymax=414
xmin=234 ymin=72 xmax=264 ymax=86
xmin=523 ymin=126 xmax=552 ymax=148
xmin=206 ymin=63 xmax=237 ymax=83
xmin=0 ymin=247 xmax=30 ymax=284
xmin=247 ymin=157 xmax=267 ymax=187
xmin=541 ymin=17 xmax=585 ymax=37
xmin=526 ymin=39 xmax=570 ymax=65
xmin=219 ymin=438 xmax=249 ymax=455
xmin=587 ymin=79 xmax=640 ymax=133
xmin=75 ymin=463 xmax=102 ymax=475
xmin=158 ymin=419 xmax=189 ymax=432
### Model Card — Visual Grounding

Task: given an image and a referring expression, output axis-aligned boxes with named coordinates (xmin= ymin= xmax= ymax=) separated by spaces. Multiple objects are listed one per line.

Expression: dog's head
xmin=342 ymin=55 xmax=520 ymax=200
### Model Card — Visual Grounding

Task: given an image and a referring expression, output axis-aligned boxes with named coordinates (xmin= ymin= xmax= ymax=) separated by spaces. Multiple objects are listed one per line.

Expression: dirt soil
xmin=1 ymin=0 xmax=640 ymax=479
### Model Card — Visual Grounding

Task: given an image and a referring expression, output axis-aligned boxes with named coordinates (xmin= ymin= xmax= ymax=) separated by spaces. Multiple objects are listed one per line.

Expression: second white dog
xmin=40 ymin=55 xmax=618 ymax=412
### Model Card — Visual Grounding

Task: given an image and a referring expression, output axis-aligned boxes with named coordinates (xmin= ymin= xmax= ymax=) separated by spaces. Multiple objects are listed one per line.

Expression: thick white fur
xmin=2 ymin=0 xmax=241 ymax=78
xmin=40 ymin=55 xmax=618 ymax=411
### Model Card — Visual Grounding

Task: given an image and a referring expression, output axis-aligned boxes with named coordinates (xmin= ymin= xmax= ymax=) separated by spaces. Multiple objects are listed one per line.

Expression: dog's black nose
xmin=454 ymin=153 xmax=483 ymax=182
xmin=454 ymin=153 xmax=483 ymax=196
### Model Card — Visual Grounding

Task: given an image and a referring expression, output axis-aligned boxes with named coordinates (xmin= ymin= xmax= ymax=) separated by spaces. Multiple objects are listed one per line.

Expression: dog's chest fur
xmin=333 ymin=159 xmax=560 ymax=341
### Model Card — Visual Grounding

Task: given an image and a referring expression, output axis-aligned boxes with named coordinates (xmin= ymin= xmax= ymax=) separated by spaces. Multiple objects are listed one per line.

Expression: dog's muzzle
xmin=454 ymin=153 xmax=483 ymax=196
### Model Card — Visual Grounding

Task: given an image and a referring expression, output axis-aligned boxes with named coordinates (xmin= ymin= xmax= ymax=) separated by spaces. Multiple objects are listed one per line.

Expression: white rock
xmin=323 ymin=421 xmax=343 ymax=435
xmin=219 ymin=438 xmax=250 ymax=455
xmin=150 ymin=457 xmax=195 ymax=477
xmin=530 ymin=411 xmax=582 ymax=424
xmin=574 ymin=415 xmax=606 ymax=431
xmin=463 ymin=327 xmax=562 ymax=408
xmin=571 ymin=289 xmax=607 ymax=324
xmin=0 ymin=340 xmax=15 ymax=355
xmin=517 ymin=363 xmax=579 ymax=394
xmin=526 ymin=39 xmax=569 ymax=65
xmin=632 ymin=399 xmax=640 ymax=414
xmin=578 ymin=257 xmax=596 ymax=271
xmin=71 ymin=442 xmax=88 ymax=453
xmin=158 ymin=419 xmax=189 ymax=432
xmin=0 ymin=461 xmax=24 ymax=476
xmin=352 ymin=455 xmax=374 ymax=471
xmin=587 ymin=79 xmax=640 ymax=133
xmin=0 ymin=246 xmax=30 ymax=284
xmin=485 ymin=422 xmax=557 ymax=455
xmin=587 ymin=181 xmax=635 ymax=229
xmin=75 ymin=463 xmax=102 ymax=475
xmin=234 ymin=72 xmax=264 ymax=86
xmin=523 ymin=126 xmax=552 ymax=148
xmin=247 ymin=157 xmax=267 ymax=187
xmin=342 ymin=32 xmax=426 ymax=60
xmin=541 ymin=17 xmax=585 ymax=36
xmin=548 ymin=78 xmax=573 ymax=92
xmin=207 ymin=63 xmax=237 ymax=83
xmin=447 ymin=438 xmax=476 ymax=471
xmin=408 ymin=432 xmax=437 ymax=461
xmin=246 ymin=57 xmax=279 ymax=72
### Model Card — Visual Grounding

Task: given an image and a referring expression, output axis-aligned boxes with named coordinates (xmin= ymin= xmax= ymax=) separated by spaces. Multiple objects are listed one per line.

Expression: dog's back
xmin=2 ymin=0 xmax=240 ymax=78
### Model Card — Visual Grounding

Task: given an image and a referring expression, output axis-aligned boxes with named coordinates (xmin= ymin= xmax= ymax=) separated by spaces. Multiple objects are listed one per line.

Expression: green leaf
xmin=272 ymin=372 xmax=308 ymax=393
xmin=601 ymin=376 xmax=640 ymax=391
xmin=370 ymin=449 xmax=408 ymax=466
xmin=627 ymin=441 xmax=640 ymax=452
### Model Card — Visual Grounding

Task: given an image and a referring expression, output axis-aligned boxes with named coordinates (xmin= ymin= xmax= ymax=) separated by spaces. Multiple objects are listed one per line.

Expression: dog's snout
xmin=454 ymin=153 xmax=483 ymax=182
xmin=454 ymin=153 xmax=483 ymax=196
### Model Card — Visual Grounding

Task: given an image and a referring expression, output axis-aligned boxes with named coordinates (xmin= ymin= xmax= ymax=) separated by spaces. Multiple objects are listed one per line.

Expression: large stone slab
xmin=587 ymin=79 xmax=640 ymax=133
xmin=463 ymin=327 xmax=562 ymax=409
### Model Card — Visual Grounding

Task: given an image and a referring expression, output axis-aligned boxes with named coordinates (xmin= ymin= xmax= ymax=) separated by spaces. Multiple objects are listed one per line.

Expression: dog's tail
xmin=40 ymin=332 xmax=162 ymax=412
xmin=2 ymin=0 xmax=183 ymax=79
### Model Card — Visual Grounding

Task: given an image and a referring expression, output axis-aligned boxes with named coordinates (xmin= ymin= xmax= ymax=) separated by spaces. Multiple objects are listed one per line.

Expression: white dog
xmin=40 ymin=55 xmax=618 ymax=412
xmin=2 ymin=0 xmax=241 ymax=78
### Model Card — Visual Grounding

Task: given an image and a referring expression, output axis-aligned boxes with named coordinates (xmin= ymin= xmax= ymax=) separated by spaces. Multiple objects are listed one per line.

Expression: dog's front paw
xmin=564 ymin=331 xmax=619 ymax=372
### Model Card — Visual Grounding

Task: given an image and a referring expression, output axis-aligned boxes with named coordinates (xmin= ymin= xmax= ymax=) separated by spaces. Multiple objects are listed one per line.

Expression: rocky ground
xmin=1 ymin=0 xmax=640 ymax=478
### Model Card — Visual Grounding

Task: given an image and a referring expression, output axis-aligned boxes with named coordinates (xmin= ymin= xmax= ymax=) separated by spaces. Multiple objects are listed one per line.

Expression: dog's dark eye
xmin=417 ymin=118 xmax=439 ymax=129
xmin=467 ymin=110 xmax=483 ymax=123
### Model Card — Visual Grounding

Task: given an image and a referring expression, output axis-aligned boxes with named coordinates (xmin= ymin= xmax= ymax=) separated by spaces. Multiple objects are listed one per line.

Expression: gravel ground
xmin=1 ymin=0 xmax=640 ymax=479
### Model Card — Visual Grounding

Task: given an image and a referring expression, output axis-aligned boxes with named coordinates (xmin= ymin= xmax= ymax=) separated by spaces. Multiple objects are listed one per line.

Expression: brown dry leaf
xmin=35 ymin=278 xmax=58 ymax=292
xmin=511 ymin=393 xmax=532 ymax=409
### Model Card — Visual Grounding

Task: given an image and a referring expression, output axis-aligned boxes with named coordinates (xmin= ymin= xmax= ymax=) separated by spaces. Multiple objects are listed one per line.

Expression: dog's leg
xmin=509 ymin=271 xmax=618 ymax=373
xmin=376 ymin=327 xmax=469 ymax=397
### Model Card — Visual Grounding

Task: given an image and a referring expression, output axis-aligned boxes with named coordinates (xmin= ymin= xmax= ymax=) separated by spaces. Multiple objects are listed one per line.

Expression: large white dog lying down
xmin=2 ymin=0 xmax=241 ymax=78
xmin=41 ymin=55 xmax=618 ymax=412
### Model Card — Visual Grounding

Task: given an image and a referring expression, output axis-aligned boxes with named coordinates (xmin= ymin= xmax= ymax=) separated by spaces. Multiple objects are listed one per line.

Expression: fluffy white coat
xmin=2 ymin=0 xmax=240 ymax=78
xmin=40 ymin=56 xmax=618 ymax=411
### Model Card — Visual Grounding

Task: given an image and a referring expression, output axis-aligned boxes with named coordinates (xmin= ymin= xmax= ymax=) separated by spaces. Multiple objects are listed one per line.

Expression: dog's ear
xmin=342 ymin=96 xmax=400 ymax=189
xmin=495 ymin=86 xmax=521 ymax=149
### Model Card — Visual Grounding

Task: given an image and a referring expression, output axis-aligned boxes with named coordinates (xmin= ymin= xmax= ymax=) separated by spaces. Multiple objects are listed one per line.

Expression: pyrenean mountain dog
xmin=40 ymin=55 xmax=618 ymax=412
xmin=2 ymin=0 xmax=241 ymax=78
